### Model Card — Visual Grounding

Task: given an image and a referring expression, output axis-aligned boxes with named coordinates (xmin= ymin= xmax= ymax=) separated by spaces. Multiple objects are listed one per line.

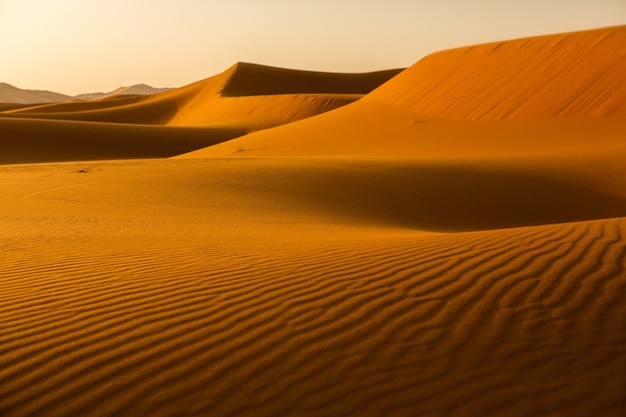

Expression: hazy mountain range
xmin=0 ymin=82 xmax=171 ymax=104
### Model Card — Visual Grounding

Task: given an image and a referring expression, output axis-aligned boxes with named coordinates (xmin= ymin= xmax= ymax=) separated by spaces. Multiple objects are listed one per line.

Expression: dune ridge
xmin=369 ymin=25 xmax=626 ymax=120
xmin=0 ymin=118 xmax=246 ymax=165
xmin=0 ymin=63 xmax=400 ymax=164
xmin=181 ymin=25 xmax=626 ymax=159
xmin=2 ymin=63 xmax=401 ymax=127
xmin=0 ymin=82 xmax=71 ymax=104
xmin=2 ymin=94 xmax=151 ymax=115
xmin=73 ymin=84 xmax=171 ymax=101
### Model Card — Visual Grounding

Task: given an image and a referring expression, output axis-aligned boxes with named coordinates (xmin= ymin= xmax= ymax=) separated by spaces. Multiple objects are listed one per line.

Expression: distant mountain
xmin=0 ymin=82 xmax=71 ymax=104
xmin=0 ymin=82 xmax=172 ymax=104
xmin=73 ymin=84 xmax=172 ymax=101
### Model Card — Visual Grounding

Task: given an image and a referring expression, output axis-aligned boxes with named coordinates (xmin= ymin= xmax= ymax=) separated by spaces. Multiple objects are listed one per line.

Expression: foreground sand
xmin=1 ymin=158 xmax=625 ymax=417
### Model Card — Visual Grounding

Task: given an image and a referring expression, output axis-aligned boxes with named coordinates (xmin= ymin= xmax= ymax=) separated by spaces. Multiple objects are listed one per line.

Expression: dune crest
xmin=220 ymin=62 xmax=403 ymax=96
xmin=0 ymin=82 xmax=71 ymax=104
xmin=73 ymin=84 xmax=171 ymax=101
xmin=0 ymin=64 xmax=400 ymax=164
xmin=369 ymin=25 xmax=626 ymax=120
xmin=184 ymin=25 xmax=626 ymax=158
xmin=3 ymin=63 xmax=401 ymax=127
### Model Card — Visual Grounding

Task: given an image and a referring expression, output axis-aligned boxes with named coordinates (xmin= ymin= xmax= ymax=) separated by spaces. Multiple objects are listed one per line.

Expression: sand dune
xmin=0 ymin=64 xmax=400 ymax=164
xmin=1 ymin=158 xmax=625 ymax=417
xmin=0 ymin=82 xmax=168 ymax=105
xmin=73 ymin=84 xmax=171 ymax=101
xmin=3 ymin=94 xmax=150 ymax=114
xmin=371 ymin=25 xmax=626 ymax=120
xmin=0 ymin=117 xmax=246 ymax=165
xmin=182 ymin=26 xmax=626 ymax=159
xmin=3 ymin=63 xmax=401 ymax=127
xmin=0 ymin=82 xmax=71 ymax=104
xmin=1 ymin=26 xmax=626 ymax=417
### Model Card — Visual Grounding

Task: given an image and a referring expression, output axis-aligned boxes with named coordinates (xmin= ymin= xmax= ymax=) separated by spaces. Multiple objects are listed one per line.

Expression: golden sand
xmin=1 ymin=26 xmax=625 ymax=417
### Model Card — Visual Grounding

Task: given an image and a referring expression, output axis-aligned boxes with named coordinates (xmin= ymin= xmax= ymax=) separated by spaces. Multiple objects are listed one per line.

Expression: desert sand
xmin=0 ymin=64 xmax=401 ymax=164
xmin=1 ymin=26 xmax=625 ymax=417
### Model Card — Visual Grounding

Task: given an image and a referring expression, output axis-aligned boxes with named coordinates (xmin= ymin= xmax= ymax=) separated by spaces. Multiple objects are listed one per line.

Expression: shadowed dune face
xmin=237 ymin=161 xmax=626 ymax=231
xmin=2 ymin=94 xmax=183 ymax=125
xmin=14 ymin=157 xmax=620 ymax=232
xmin=0 ymin=103 xmax=39 ymax=112
xmin=220 ymin=63 xmax=403 ymax=96
xmin=0 ymin=117 xmax=247 ymax=164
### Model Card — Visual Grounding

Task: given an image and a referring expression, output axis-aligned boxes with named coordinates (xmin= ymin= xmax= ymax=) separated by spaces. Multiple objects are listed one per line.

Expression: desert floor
xmin=1 ymin=157 xmax=625 ymax=417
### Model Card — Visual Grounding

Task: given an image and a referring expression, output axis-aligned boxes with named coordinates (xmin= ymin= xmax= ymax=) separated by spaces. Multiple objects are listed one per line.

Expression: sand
xmin=0 ymin=63 xmax=401 ymax=164
xmin=1 ymin=26 xmax=625 ymax=417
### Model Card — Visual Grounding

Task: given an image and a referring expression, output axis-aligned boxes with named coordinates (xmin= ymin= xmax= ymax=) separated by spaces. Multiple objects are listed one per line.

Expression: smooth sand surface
xmin=1 ymin=26 xmax=625 ymax=417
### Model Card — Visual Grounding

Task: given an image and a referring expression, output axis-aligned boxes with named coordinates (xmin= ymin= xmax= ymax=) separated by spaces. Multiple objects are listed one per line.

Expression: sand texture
xmin=1 ymin=26 xmax=625 ymax=417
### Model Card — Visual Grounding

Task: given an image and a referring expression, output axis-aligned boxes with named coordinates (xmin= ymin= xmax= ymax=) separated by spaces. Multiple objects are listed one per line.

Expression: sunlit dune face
xmin=370 ymin=26 xmax=626 ymax=120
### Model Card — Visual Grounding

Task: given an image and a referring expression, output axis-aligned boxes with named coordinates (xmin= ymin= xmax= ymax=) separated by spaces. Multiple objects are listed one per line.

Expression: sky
xmin=0 ymin=0 xmax=624 ymax=96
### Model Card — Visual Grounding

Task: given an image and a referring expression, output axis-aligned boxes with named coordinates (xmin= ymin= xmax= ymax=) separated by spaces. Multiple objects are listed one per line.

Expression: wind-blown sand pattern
xmin=1 ymin=26 xmax=626 ymax=417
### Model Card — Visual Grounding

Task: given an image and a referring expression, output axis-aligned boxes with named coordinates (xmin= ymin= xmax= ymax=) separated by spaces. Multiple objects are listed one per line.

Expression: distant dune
xmin=0 ymin=82 xmax=169 ymax=105
xmin=0 ymin=82 xmax=71 ymax=104
xmin=1 ymin=26 xmax=625 ymax=417
xmin=73 ymin=84 xmax=171 ymax=101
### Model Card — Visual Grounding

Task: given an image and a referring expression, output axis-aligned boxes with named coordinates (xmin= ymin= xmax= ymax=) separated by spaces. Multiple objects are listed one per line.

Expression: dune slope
xmin=0 ymin=117 xmax=246 ymax=165
xmin=0 ymin=158 xmax=625 ymax=417
xmin=370 ymin=25 xmax=626 ymax=120
xmin=0 ymin=64 xmax=401 ymax=164
xmin=183 ymin=25 xmax=626 ymax=158
xmin=2 ymin=63 xmax=402 ymax=127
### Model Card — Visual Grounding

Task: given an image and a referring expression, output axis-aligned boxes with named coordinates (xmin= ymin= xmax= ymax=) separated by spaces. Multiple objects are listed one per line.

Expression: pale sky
xmin=0 ymin=0 xmax=624 ymax=95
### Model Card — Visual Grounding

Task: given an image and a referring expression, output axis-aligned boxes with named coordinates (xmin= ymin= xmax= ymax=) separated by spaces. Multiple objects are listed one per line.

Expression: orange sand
xmin=1 ymin=26 xmax=625 ymax=417
xmin=0 ymin=64 xmax=400 ymax=164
